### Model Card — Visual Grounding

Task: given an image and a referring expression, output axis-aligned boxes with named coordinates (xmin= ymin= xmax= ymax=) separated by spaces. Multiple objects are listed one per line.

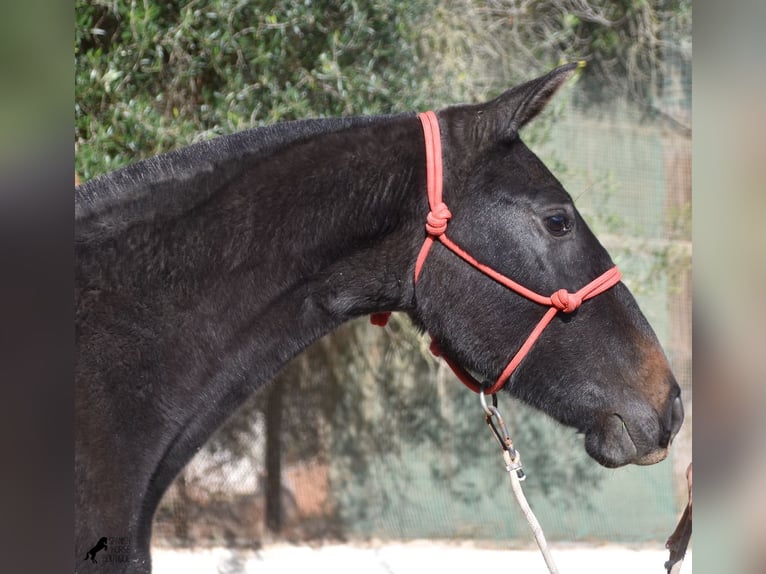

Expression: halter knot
xmin=425 ymin=202 xmax=452 ymax=236
xmin=550 ymin=289 xmax=582 ymax=313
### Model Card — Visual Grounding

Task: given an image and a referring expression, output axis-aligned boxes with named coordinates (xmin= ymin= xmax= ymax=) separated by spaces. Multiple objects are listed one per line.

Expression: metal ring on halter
xmin=479 ymin=389 xmax=497 ymax=417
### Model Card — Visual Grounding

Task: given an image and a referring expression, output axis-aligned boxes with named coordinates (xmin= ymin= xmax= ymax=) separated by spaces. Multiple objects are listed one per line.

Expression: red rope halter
xmin=371 ymin=111 xmax=622 ymax=395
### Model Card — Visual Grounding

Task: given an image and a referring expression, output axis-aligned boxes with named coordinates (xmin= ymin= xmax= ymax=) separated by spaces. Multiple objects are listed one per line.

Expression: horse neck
xmin=75 ymin=115 xmax=431 ymax=551
xmin=232 ymin=115 xmax=426 ymax=317
xmin=78 ymin=114 xmax=427 ymax=381
xmin=236 ymin=115 xmax=424 ymax=303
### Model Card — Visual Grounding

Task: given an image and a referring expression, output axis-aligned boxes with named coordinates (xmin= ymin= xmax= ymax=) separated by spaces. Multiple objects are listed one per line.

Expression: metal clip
xmin=481 ymin=391 xmax=526 ymax=480
xmin=479 ymin=389 xmax=496 ymax=416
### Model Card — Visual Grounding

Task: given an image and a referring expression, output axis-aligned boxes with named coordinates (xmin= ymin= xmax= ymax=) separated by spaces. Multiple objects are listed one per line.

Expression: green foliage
xmin=75 ymin=0 xmax=432 ymax=180
xmin=494 ymin=0 xmax=692 ymax=108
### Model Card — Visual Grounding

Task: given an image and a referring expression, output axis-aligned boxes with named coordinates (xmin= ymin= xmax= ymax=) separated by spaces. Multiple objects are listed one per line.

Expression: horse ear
xmin=481 ymin=62 xmax=582 ymax=142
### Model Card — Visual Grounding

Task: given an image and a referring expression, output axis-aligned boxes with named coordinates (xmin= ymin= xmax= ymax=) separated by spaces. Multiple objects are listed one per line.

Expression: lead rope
xmin=481 ymin=392 xmax=560 ymax=574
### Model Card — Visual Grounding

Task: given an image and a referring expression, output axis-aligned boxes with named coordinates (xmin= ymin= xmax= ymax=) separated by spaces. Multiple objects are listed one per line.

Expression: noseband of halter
xmin=371 ymin=110 xmax=622 ymax=395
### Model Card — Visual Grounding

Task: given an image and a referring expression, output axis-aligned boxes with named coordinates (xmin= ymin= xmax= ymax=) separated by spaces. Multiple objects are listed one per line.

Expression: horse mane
xmin=75 ymin=114 xmax=395 ymax=239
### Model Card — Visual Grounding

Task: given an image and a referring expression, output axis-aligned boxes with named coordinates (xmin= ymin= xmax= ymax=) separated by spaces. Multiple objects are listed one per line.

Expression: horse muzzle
xmin=584 ymin=390 xmax=684 ymax=469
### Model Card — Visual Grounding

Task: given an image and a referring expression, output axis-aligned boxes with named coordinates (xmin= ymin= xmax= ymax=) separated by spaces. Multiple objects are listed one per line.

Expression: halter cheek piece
xmin=371 ymin=111 xmax=622 ymax=395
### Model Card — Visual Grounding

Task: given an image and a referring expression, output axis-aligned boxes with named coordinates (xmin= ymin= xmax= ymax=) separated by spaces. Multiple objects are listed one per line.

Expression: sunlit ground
xmin=152 ymin=541 xmax=691 ymax=573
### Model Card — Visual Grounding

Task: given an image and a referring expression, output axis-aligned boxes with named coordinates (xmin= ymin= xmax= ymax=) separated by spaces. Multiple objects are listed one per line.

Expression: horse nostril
xmin=669 ymin=395 xmax=684 ymax=441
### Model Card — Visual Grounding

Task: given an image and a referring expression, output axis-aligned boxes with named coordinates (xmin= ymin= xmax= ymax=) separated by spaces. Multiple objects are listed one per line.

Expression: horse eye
xmin=544 ymin=214 xmax=572 ymax=236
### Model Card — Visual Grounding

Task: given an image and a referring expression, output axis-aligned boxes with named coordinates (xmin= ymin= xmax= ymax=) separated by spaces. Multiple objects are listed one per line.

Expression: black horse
xmin=75 ymin=64 xmax=683 ymax=572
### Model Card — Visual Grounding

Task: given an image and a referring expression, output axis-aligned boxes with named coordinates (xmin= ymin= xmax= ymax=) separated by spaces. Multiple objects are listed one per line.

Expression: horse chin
xmin=583 ymin=413 xmax=668 ymax=469
xmin=632 ymin=448 xmax=669 ymax=466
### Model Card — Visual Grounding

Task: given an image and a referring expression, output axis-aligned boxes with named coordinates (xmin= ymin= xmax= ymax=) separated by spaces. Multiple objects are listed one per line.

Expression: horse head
xmin=411 ymin=64 xmax=683 ymax=468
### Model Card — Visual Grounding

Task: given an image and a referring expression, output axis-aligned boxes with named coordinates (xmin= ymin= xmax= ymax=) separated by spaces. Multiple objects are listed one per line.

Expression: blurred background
xmin=74 ymin=0 xmax=692 ymax=559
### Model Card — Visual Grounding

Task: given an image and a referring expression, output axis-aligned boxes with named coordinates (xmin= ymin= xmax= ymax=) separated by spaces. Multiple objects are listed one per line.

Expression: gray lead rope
xmin=480 ymin=391 xmax=560 ymax=574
